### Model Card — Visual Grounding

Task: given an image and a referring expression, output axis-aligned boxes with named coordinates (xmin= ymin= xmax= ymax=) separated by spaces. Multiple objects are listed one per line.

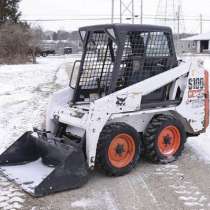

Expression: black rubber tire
xmin=143 ymin=115 xmax=186 ymax=163
xmin=96 ymin=122 xmax=140 ymax=176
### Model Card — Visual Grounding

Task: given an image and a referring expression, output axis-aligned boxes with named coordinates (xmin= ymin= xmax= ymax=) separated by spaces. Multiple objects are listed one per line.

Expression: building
xmin=41 ymin=40 xmax=71 ymax=54
xmin=181 ymin=32 xmax=210 ymax=53
xmin=40 ymin=39 xmax=82 ymax=55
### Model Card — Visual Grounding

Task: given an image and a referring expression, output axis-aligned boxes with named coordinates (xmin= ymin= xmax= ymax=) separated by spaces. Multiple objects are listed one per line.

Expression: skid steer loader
xmin=0 ymin=24 xmax=209 ymax=197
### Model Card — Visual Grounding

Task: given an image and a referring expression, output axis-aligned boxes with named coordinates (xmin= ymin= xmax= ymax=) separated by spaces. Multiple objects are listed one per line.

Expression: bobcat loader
xmin=0 ymin=24 xmax=208 ymax=197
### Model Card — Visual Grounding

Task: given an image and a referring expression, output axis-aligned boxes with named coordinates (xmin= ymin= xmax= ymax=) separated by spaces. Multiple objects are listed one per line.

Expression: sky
xmin=19 ymin=0 xmax=210 ymax=33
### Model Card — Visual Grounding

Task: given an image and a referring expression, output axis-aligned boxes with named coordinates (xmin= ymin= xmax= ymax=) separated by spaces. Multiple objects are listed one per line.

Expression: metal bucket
xmin=0 ymin=132 xmax=89 ymax=197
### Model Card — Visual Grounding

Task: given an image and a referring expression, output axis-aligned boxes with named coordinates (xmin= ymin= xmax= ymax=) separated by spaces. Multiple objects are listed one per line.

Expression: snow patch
xmin=0 ymin=159 xmax=54 ymax=194
xmin=103 ymin=191 xmax=119 ymax=210
xmin=184 ymin=201 xmax=204 ymax=207
xmin=55 ymin=63 xmax=70 ymax=86
xmin=71 ymin=191 xmax=119 ymax=210
xmin=179 ymin=196 xmax=198 ymax=201
xmin=188 ymin=130 xmax=210 ymax=163
xmin=71 ymin=198 xmax=94 ymax=208
xmin=155 ymin=165 xmax=209 ymax=208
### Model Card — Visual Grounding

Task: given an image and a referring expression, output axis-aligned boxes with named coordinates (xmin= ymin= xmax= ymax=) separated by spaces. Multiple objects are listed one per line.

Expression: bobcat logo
xmin=116 ymin=96 xmax=127 ymax=106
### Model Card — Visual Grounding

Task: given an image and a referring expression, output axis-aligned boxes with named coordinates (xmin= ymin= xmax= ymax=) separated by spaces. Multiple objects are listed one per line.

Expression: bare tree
xmin=0 ymin=23 xmax=42 ymax=64
xmin=29 ymin=26 xmax=44 ymax=63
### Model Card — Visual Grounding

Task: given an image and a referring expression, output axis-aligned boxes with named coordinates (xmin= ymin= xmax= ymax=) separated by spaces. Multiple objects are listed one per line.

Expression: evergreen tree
xmin=0 ymin=0 xmax=21 ymax=24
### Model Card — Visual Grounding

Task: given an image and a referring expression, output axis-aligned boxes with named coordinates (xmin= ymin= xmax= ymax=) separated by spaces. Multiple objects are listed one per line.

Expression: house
xmin=181 ymin=32 xmax=210 ymax=53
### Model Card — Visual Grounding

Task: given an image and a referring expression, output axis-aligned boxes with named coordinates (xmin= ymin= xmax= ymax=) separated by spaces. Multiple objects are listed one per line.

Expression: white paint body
xmin=46 ymin=60 xmax=207 ymax=167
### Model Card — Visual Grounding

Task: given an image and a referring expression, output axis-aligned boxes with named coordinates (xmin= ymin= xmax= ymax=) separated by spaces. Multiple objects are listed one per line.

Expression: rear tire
xmin=143 ymin=115 xmax=186 ymax=163
xmin=96 ymin=123 xmax=140 ymax=176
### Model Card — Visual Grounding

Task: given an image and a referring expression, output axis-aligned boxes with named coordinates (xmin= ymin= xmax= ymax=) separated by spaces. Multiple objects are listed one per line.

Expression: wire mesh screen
xmin=146 ymin=32 xmax=170 ymax=57
xmin=79 ymin=31 xmax=117 ymax=96
xmin=116 ymin=31 xmax=171 ymax=90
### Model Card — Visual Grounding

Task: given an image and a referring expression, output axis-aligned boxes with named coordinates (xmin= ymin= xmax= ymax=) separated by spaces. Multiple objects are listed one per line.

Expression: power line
xmin=21 ymin=15 xmax=210 ymax=34
xmin=20 ymin=16 xmax=210 ymax=22
xmin=21 ymin=18 xmax=115 ymax=22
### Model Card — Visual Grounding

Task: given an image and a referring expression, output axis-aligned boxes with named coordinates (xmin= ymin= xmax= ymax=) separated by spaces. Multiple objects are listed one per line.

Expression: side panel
xmin=108 ymin=113 xmax=154 ymax=132
xmin=176 ymin=61 xmax=206 ymax=133
xmin=46 ymin=87 xmax=74 ymax=133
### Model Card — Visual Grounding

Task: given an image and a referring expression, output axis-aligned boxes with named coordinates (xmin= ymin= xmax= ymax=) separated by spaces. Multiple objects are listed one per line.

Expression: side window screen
xmin=122 ymin=32 xmax=148 ymax=57
xmin=79 ymin=31 xmax=117 ymax=92
xmin=116 ymin=31 xmax=172 ymax=92
xmin=116 ymin=32 xmax=149 ymax=89
xmin=146 ymin=32 xmax=170 ymax=57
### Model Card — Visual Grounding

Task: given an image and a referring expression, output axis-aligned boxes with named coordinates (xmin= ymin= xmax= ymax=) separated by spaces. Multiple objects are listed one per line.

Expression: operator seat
xmin=127 ymin=33 xmax=145 ymax=85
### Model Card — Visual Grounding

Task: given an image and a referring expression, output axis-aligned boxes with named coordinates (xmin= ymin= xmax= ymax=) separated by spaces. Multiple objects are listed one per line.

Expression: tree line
xmin=0 ymin=0 xmax=42 ymax=64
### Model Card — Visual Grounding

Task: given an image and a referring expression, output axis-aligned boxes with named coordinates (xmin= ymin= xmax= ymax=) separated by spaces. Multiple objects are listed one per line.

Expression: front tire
xmin=96 ymin=123 xmax=140 ymax=176
xmin=143 ymin=115 xmax=186 ymax=163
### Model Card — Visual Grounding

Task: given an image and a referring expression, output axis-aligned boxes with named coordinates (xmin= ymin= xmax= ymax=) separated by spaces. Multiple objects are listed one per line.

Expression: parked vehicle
xmin=64 ymin=47 xmax=73 ymax=55
xmin=40 ymin=49 xmax=56 ymax=57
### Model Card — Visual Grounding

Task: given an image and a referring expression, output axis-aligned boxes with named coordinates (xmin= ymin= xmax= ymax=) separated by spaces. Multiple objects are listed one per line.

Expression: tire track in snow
xmin=154 ymin=165 xmax=210 ymax=209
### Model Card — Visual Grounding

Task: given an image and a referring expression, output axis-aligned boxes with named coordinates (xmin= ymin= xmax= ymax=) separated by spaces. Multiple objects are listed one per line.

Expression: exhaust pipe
xmin=0 ymin=132 xmax=89 ymax=197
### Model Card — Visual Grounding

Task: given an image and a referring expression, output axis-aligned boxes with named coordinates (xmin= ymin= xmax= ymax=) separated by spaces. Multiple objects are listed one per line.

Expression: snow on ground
xmin=71 ymin=191 xmax=119 ymax=210
xmin=0 ymin=55 xmax=78 ymax=209
xmin=0 ymin=55 xmax=77 ymax=154
xmin=188 ymin=131 xmax=210 ymax=163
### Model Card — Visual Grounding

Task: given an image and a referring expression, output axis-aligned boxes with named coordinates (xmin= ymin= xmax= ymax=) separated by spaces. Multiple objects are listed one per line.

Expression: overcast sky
xmin=19 ymin=0 xmax=210 ymax=33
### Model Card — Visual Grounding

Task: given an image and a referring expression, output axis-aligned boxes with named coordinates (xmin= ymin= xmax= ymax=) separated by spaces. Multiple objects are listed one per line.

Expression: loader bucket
xmin=0 ymin=132 xmax=89 ymax=197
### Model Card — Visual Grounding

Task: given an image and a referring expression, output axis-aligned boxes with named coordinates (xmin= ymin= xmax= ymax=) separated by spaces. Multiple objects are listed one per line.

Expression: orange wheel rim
xmin=108 ymin=133 xmax=136 ymax=168
xmin=157 ymin=126 xmax=181 ymax=156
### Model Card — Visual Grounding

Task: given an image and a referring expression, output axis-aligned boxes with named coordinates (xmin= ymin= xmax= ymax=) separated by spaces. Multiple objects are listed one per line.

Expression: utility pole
xmin=132 ymin=0 xmax=134 ymax=24
xmin=140 ymin=0 xmax=143 ymax=24
xmin=172 ymin=0 xmax=175 ymax=32
xmin=111 ymin=0 xmax=114 ymax=23
xmin=177 ymin=5 xmax=181 ymax=39
xmin=200 ymin=14 xmax=203 ymax=34
xmin=164 ymin=0 xmax=168 ymax=23
xmin=120 ymin=0 xmax=122 ymax=23
xmin=156 ymin=0 xmax=185 ymax=34
xmin=119 ymin=0 xmax=135 ymax=24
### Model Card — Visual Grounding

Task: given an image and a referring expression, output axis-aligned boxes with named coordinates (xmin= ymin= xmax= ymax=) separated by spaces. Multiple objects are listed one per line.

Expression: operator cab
xmin=70 ymin=24 xmax=178 ymax=105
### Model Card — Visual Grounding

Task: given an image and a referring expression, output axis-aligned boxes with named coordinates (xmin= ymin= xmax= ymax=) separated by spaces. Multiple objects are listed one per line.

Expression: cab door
xmin=141 ymin=31 xmax=177 ymax=104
